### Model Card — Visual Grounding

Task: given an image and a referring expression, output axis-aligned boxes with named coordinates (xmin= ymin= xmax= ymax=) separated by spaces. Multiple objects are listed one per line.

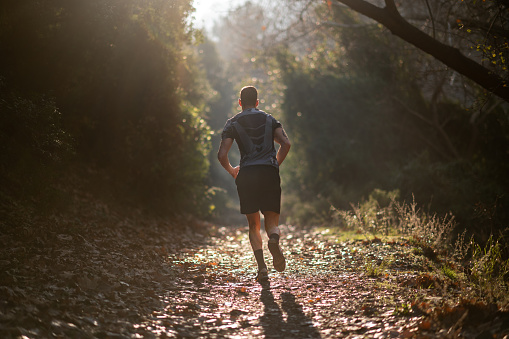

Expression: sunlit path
xmin=131 ymin=225 xmax=507 ymax=338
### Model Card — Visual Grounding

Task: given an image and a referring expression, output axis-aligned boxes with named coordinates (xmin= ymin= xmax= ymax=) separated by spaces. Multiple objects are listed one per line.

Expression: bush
xmin=0 ymin=80 xmax=74 ymax=203
xmin=332 ymin=188 xmax=400 ymax=236
xmin=470 ymin=236 xmax=509 ymax=302
xmin=336 ymin=196 xmax=509 ymax=305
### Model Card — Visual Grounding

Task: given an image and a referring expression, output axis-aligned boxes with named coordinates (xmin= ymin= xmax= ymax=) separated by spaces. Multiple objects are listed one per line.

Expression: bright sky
xmin=191 ymin=0 xmax=247 ymax=31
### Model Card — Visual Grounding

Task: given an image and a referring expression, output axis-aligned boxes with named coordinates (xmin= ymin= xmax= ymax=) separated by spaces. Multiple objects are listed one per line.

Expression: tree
xmin=334 ymin=0 xmax=509 ymax=102
xmin=267 ymin=1 xmax=509 ymax=230
xmin=0 ymin=0 xmax=212 ymax=214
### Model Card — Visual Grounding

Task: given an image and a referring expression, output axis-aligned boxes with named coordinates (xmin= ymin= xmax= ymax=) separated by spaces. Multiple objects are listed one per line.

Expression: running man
xmin=217 ymin=86 xmax=291 ymax=282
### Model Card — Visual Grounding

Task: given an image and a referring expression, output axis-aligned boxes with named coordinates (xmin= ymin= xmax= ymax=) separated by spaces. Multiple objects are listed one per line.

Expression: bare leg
xmin=246 ymin=212 xmax=262 ymax=251
xmin=246 ymin=212 xmax=268 ymax=281
xmin=263 ymin=210 xmax=286 ymax=272
xmin=263 ymin=210 xmax=280 ymax=237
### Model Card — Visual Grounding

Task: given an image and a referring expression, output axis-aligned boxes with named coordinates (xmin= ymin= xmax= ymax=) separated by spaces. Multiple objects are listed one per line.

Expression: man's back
xmin=222 ymin=108 xmax=281 ymax=168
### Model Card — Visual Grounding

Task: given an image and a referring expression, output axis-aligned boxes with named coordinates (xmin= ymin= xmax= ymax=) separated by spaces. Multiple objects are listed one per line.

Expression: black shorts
xmin=235 ymin=165 xmax=281 ymax=214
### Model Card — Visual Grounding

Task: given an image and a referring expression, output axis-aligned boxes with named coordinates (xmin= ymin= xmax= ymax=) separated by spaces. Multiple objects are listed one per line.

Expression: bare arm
xmin=274 ymin=127 xmax=291 ymax=166
xmin=217 ymin=138 xmax=240 ymax=179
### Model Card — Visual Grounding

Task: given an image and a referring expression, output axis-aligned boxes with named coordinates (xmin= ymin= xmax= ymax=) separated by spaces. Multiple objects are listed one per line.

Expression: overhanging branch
xmin=335 ymin=0 xmax=509 ymax=103
xmin=384 ymin=0 xmax=398 ymax=14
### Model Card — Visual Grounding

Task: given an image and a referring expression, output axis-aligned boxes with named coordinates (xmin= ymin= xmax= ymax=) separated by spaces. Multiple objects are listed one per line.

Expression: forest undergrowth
xmin=334 ymin=194 xmax=509 ymax=309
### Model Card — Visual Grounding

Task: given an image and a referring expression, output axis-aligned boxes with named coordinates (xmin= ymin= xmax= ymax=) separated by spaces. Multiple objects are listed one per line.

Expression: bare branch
xmin=394 ymin=95 xmax=460 ymax=160
xmin=393 ymin=97 xmax=433 ymax=126
xmin=320 ymin=21 xmax=367 ymax=28
xmin=482 ymin=7 xmax=501 ymax=66
xmin=422 ymin=0 xmax=436 ymax=39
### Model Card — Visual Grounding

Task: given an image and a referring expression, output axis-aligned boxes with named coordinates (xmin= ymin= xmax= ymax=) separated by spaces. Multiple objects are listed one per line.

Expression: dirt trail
xmin=2 ymin=221 xmax=508 ymax=338
xmin=134 ymin=225 xmax=508 ymax=338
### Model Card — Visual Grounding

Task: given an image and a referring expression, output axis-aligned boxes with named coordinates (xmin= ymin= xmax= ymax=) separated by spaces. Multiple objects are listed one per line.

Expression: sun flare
xmin=192 ymin=0 xmax=247 ymax=30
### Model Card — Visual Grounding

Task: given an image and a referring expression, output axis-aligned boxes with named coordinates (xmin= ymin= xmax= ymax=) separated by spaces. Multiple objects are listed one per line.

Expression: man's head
xmin=239 ymin=86 xmax=259 ymax=109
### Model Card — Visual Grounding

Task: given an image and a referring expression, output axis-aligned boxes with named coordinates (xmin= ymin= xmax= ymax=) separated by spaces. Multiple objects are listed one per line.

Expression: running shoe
xmin=256 ymin=267 xmax=269 ymax=282
xmin=268 ymin=238 xmax=286 ymax=272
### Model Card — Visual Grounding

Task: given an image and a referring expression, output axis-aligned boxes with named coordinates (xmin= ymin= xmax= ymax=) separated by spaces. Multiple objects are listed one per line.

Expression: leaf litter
xmin=1 ymin=203 xmax=509 ymax=338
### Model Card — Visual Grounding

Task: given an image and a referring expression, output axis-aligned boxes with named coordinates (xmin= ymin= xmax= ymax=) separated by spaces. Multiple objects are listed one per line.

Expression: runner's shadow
xmin=259 ymin=282 xmax=322 ymax=338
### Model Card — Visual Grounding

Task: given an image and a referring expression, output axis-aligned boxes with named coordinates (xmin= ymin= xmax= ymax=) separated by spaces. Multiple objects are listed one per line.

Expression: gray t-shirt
xmin=221 ymin=108 xmax=282 ymax=168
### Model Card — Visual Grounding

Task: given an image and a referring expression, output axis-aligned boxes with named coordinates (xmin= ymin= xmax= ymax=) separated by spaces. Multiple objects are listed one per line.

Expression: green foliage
xmin=275 ymin=7 xmax=509 ymax=232
xmin=276 ymin=24 xmax=434 ymax=224
xmin=441 ymin=265 xmax=457 ymax=281
xmin=338 ymin=194 xmax=456 ymax=257
xmin=394 ymin=199 xmax=457 ymax=255
xmin=0 ymin=79 xmax=74 ymax=211
xmin=333 ymin=189 xmax=400 ymax=237
xmin=194 ymin=36 xmax=240 ymax=221
xmin=0 ymin=80 xmax=74 ymax=166
xmin=284 ymin=193 xmax=334 ymax=227
xmin=392 ymin=303 xmax=412 ymax=316
xmin=336 ymin=197 xmax=508 ymax=303
xmin=279 ymin=63 xmax=395 ymax=218
xmin=392 ymin=153 xmax=509 ymax=237
xmin=0 ymin=0 xmax=212 ymax=215
xmin=457 ymin=0 xmax=509 ymax=83
xmin=364 ymin=258 xmax=389 ymax=278
xmin=470 ymin=235 xmax=509 ymax=302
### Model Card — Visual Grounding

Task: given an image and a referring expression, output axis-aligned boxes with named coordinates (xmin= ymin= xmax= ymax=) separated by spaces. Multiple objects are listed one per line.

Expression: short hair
xmin=240 ymin=86 xmax=258 ymax=107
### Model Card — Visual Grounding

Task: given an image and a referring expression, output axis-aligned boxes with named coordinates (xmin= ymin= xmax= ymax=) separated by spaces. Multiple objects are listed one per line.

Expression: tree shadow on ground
xmin=259 ymin=281 xmax=322 ymax=338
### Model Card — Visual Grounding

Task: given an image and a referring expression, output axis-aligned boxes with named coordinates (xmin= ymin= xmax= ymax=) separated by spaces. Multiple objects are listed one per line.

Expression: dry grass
xmin=332 ymin=193 xmax=509 ymax=308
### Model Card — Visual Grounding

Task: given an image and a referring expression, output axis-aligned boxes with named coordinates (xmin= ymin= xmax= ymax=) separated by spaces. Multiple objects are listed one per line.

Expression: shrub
xmin=0 ymin=80 xmax=74 ymax=203
xmin=470 ymin=235 xmax=509 ymax=302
